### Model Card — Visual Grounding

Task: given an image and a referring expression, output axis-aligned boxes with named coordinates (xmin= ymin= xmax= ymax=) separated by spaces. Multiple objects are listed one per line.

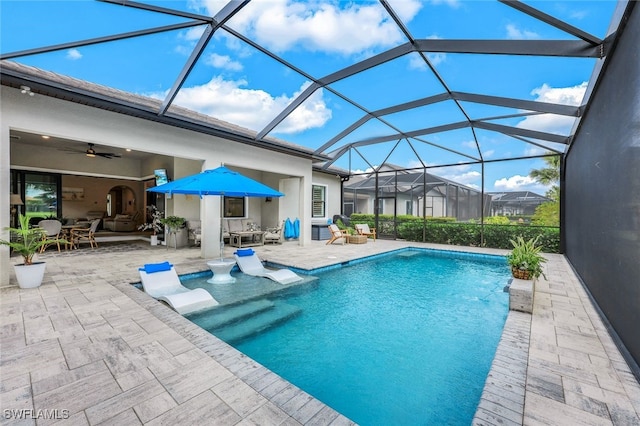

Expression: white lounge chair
xmin=138 ymin=262 xmax=219 ymax=315
xmin=234 ymin=250 xmax=303 ymax=285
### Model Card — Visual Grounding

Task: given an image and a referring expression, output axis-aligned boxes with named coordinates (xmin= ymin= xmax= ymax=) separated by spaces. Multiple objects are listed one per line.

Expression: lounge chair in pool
xmin=234 ymin=249 xmax=303 ymax=285
xmin=355 ymin=223 xmax=377 ymax=241
xmin=326 ymin=224 xmax=348 ymax=245
xmin=138 ymin=261 xmax=219 ymax=315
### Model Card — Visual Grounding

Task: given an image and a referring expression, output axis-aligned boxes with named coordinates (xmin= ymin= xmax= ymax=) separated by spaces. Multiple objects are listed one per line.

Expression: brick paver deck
xmin=1 ymin=240 xmax=639 ymax=425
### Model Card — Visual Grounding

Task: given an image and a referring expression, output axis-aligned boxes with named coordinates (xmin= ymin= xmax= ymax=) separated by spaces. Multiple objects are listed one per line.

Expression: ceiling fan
xmin=62 ymin=143 xmax=122 ymax=159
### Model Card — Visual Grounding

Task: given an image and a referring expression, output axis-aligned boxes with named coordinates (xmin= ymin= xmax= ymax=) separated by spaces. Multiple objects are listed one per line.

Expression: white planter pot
xmin=13 ymin=262 xmax=47 ymax=289
xmin=150 ymin=235 xmax=159 ymax=246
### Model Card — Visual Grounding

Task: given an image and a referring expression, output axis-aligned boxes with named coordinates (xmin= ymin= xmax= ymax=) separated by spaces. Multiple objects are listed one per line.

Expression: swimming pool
xmin=185 ymin=249 xmax=509 ymax=425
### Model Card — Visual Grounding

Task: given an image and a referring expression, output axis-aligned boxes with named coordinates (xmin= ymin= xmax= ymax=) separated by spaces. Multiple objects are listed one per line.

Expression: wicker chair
xmin=71 ymin=218 xmax=101 ymax=249
xmin=37 ymin=219 xmax=62 ymax=253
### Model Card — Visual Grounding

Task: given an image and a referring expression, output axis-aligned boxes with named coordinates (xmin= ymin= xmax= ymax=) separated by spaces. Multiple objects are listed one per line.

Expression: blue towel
xmin=284 ymin=218 xmax=294 ymax=239
xmin=234 ymin=248 xmax=255 ymax=257
xmin=293 ymin=218 xmax=300 ymax=238
xmin=140 ymin=261 xmax=173 ymax=274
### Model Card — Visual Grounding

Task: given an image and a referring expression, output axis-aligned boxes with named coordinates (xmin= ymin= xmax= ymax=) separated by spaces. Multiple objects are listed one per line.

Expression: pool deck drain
xmin=1 ymin=239 xmax=639 ymax=425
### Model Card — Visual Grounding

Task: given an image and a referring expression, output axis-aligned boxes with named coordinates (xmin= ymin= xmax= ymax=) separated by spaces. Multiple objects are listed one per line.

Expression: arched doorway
xmin=106 ymin=185 xmax=136 ymax=217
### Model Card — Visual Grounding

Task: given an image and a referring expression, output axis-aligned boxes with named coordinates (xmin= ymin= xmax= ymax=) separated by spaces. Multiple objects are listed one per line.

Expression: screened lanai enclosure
xmin=2 ymin=0 xmax=639 ymax=382
xmin=344 ymin=168 xmax=490 ymax=221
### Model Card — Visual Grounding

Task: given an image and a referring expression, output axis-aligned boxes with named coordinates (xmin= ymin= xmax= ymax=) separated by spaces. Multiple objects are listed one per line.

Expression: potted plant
xmin=506 ymin=235 xmax=547 ymax=280
xmin=160 ymin=216 xmax=186 ymax=249
xmin=138 ymin=205 xmax=163 ymax=245
xmin=0 ymin=214 xmax=65 ymax=288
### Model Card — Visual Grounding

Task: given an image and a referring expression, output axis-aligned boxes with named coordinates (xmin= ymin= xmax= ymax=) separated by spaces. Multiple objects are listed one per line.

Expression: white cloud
xmin=570 ymin=10 xmax=588 ymax=20
xmin=351 ymin=167 xmax=376 ymax=174
xmin=531 ymin=82 xmax=587 ymax=106
xmin=506 ymin=23 xmax=539 ymax=40
xmin=199 ymin=0 xmax=422 ymax=55
xmin=276 ymin=82 xmax=332 ymax=133
xmin=524 ymin=146 xmax=546 ymax=157
xmin=517 ymin=82 xmax=587 ymax=135
xmin=494 ymin=174 xmax=545 ymax=191
xmin=149 ymin=77 xmax=330 ymax=134
xmin=66 ymin=49 xmax=82 ymax=60
xmin=406 ymin=160 xmax=425 ymax=169
xmin=436 ymin=164 xmax=481 ymax=187
xmin=462 ymin=140 xmax=477 ymax=149
xmin=386 ymin=0 xmax=424 ymax=20
xmin=206 ymin=53 xmax=243 ymax=71
xmin=409 ymin=53 xmax=446 ymax=70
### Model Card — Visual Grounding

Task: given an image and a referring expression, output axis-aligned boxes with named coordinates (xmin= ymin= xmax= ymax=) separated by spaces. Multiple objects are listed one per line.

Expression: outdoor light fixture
xmin=20 ymin=85 xmax=34 ymax=96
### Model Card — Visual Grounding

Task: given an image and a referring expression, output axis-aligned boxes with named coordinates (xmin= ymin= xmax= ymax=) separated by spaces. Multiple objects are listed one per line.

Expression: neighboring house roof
xmin=345 ymin=168 xmax=483 ymax=195
xmin=488 ymin=191 xmax=551 ymax=203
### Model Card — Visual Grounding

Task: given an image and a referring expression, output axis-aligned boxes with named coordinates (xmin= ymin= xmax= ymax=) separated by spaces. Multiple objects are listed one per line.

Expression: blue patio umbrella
xmin=148 ymin=165 xmax=284 ymax=257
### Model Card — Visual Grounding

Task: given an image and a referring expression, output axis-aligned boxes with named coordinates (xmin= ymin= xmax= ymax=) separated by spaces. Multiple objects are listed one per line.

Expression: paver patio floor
xmin=1 ymin=239 xmax=639 ymax=425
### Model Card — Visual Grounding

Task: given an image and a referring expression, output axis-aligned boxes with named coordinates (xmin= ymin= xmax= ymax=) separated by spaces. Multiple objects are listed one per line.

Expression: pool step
xmin=191 ymin=299 xmax=276 ymax=331
xmin=214 ymin=302 xmax=302 ymax=344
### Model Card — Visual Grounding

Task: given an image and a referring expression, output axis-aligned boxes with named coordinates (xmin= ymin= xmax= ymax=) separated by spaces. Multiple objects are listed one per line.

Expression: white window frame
xmin=312 ymin=184 xmax=327 ymax=219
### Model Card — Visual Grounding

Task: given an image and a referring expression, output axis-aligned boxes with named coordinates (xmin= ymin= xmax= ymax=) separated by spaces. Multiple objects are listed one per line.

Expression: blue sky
xmin=1 ymin=0 xmax=618 ymax=194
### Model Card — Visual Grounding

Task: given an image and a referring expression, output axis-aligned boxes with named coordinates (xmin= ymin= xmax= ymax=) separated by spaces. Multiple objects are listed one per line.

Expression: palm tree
xmin=530 ymin=153 xmax=560 ymax=200
xmin=530 ymin=153 xmax=561 ymax=226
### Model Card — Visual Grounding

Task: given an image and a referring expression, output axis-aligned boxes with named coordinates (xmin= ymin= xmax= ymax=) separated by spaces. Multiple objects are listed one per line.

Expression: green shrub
xmin=348 ymin=214 xmax=560 ymax=253
xmin=482 ymin=215 xmax=512 ymax=225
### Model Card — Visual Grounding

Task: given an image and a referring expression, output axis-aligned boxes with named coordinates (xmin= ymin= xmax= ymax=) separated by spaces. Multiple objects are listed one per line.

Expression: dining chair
xmin=71 ymin=218 xmax=101 ymax=249
xmin=37 ymin=219 xmax=63 ymax=253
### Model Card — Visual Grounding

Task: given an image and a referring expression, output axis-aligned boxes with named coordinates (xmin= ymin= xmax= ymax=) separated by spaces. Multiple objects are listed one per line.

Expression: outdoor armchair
xmin=37 ymin=219 xmax=62 ymax=253
xmin=264 ymin=220 xmax=285 ymax=244
xmin=326 ymin=224 xmax=349 ymax=245
xmin=187 ymin=220 xmax=202 ymax=246
xmin=71 ymin=218 xmax=101 ymax=249
xmin=355 ymin=224 xmax=377 ymax=241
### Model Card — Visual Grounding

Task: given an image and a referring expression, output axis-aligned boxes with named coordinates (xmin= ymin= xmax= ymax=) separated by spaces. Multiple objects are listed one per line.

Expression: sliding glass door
xmin=10 ymin=170 xmax=61 ymax=226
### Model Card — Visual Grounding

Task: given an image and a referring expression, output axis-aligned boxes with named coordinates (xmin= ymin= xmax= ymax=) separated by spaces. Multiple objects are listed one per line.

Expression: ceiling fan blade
xmin=96 ymin=152 xmax=121 ymax=159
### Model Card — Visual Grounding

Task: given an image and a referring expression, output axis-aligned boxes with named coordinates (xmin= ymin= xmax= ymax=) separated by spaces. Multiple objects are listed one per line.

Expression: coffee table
xmin=347 ymin=234 xmax=368 ymax=244
xmin=229 ymin=231 xmax=265 ymax=248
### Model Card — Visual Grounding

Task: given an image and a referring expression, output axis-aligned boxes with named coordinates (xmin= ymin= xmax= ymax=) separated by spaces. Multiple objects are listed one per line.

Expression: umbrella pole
xmin=219 ymin=196 xmax=224 ymax=261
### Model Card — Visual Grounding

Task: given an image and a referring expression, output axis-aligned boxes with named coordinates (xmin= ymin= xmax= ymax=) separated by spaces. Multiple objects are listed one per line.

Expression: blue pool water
xmin=186 ymin=250 xmax=509 ymax=425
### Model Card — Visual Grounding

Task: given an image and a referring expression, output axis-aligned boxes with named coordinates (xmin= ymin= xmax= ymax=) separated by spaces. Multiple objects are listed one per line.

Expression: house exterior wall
xmin=1 ymin=85 xmax=336 ymax=285
xmin=311 ymin=172 xmax=342 ymax=225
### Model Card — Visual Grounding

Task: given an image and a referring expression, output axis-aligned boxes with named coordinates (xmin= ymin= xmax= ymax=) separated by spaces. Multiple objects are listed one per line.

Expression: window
xmin=11 ymin=170 xmax=61 ymax=226
xmin=405 ymin=200 xmax=413 ymax=216
xmin=224 ymin=197 xmax=245 ymax=218
xmin=312 ymin=185 xmax=326 ymax=218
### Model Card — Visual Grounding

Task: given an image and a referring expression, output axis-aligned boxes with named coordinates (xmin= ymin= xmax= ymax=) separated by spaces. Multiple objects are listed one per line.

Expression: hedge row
xmin=347 ymin=214 xmax=560 ymax=253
